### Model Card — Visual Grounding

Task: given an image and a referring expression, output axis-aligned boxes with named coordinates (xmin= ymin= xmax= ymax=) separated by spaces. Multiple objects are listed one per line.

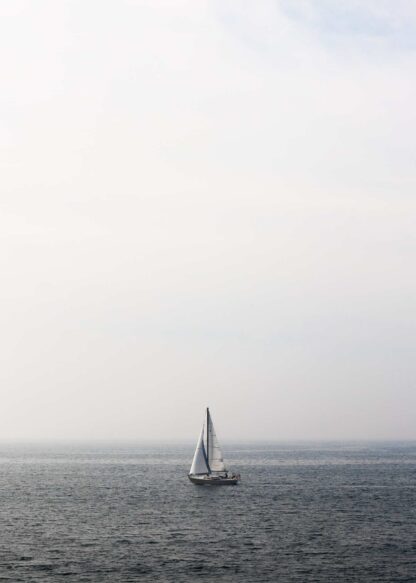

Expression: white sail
xmin=189 ymin=426 xmax=209 ymax=475
xmin=207 ymin=410 xmax=226 ymax=472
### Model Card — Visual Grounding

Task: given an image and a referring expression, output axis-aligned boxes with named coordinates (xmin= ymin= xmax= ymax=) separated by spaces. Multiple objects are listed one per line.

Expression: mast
xmin=206 ymin=407 xmax=210 ymax=473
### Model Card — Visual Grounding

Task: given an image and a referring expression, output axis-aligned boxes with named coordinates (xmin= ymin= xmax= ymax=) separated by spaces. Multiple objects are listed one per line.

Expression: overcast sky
xmin=1 ymin=0 xmax=415 ymax=440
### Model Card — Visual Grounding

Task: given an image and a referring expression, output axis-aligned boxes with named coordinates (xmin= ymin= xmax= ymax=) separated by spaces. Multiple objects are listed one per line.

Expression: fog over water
xmin=1 ymin=1 xmax=415 ymax=440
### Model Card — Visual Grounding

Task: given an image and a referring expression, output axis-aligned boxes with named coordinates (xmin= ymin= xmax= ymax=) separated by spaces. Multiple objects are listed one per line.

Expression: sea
xmin=0 ymin=441 xmax=415 ymax=582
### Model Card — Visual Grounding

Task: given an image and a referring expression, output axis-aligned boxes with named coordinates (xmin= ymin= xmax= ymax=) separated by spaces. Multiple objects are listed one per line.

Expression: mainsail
xmin=189 ymin=426 xmax=210 ymax=475
xmin=206 ymin=409 xmax=226 ymax=472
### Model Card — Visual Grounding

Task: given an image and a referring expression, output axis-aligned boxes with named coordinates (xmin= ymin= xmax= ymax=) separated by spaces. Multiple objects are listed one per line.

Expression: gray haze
xmin=1 ymin=0 xmax=415 ymax=440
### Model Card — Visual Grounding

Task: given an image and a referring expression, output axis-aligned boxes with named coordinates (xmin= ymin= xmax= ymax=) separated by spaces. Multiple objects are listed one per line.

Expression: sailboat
xmin=188 ymin=407 xmax=240 ymax=485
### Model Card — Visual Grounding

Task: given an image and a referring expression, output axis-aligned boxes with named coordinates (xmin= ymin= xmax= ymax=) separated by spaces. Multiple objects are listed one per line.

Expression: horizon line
xmin=0 ymin=437 xmax=415 ymax=444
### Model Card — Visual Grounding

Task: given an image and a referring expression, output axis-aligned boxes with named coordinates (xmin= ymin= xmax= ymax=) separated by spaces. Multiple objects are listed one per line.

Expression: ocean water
xmin=0 ymin=442 xmax=415 ymax=582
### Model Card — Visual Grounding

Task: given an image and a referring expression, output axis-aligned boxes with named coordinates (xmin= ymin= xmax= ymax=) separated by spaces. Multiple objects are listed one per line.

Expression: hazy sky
xmin=1 ymin=0 xmax=415 ymax=440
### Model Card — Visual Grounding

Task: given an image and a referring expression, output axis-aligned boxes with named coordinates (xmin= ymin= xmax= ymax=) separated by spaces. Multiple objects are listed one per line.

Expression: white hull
xmin=188 ymin=474 xmax=239 ymax=486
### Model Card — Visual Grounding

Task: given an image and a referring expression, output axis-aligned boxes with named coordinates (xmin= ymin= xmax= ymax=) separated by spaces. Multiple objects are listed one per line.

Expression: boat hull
xmin=188 ymin=474 xmax=239 ymax=486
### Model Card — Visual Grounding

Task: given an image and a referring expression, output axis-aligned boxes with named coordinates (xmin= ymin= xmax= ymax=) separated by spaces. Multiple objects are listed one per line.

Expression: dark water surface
xmin=0 ymin=442 xmax=415 ymax=582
